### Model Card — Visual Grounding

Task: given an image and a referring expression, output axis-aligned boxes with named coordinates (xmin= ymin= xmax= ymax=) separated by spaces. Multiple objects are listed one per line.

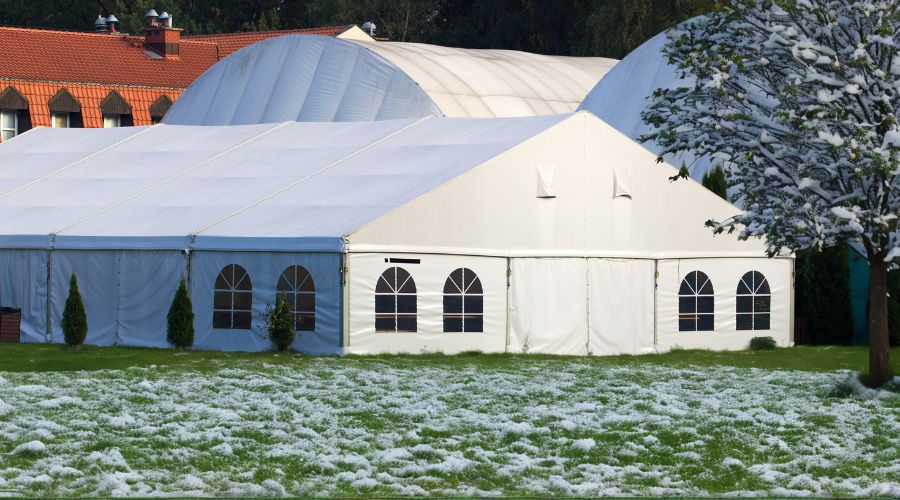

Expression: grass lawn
xmin=0 ymin=344 xmax=898 ymax=496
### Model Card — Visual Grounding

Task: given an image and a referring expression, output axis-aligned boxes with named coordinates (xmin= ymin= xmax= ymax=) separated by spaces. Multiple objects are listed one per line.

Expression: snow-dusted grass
xmin=0 ymin=354 xmax=898 ymax=496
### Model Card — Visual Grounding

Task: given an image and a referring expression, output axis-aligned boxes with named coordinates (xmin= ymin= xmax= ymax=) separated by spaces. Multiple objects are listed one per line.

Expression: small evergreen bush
xmin=61 ymin=273 xmax=87 ymax=347
xmin=167 ymin=277 xmax=194 ymax=349
xmin=749 ymin=336 xmax=777 ymax=350
xmin=264 ymin=292 xmax=295 ymax=352
xmin=701 ymin=165 xmax=728 ymax=200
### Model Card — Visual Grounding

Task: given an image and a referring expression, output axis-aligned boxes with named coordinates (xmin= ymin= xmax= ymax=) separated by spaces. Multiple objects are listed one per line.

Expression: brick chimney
xmin=144 ymin=9 xmax=181 ymax=57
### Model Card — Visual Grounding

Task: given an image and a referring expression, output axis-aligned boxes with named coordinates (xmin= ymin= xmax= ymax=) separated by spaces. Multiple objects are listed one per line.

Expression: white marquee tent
xmin=162 ymin=35 xmax=618 ymax=125
xmin=0 ymin=112 xmax=792 ymax=354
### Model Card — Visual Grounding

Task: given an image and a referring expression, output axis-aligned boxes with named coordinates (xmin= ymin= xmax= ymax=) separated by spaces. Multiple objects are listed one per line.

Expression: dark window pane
xmin=697 ymin=274 xmax=714 ymax=295
xmin=697 ymin=314 xmax=714 ymax=331
xmin=444 ymin=317 xmax=463 ymax=332
xmin=277 ymin=274 xmax=292 ymax=292
xmin=444 ymin=276 xmax=460 ymax=294
xmin=396 ymin=295 xmax=416 ymax=314
xmin=215 ymin=274 xmax=229 ymax=290
xmin=298 ymin=269 xmax=314 ymax=291
xmin=679 ymin=317 xmax=696 ymax=332
xmin=375 ymin=315 xmax=395 ymax=332
xmin=375 ymin=295 xmax=395 ymax=314
xmin=444 ymin=295 xmax=462 ymax=313
xmin=397 ymin=272 xmax=416 ymax=293
xmin=214 ymin=291 xmax=232 ymax=309
xmin=213 ymin=311 xmax=231 ymax=329
xmin=233 ymin=267 xmax=251 ymax=290
xmin=464 ymin=315 xmax=483 ymax=332
xmin=297 ymin=313 xmax=315 ymax=331
xmin=297 ymin=293 xmax=315 ymax=313
xmin=679 ymin=279 xmax=693 ymax=295
xmin=233 ymin=291 xmax=252 ymax=311
xmin=736 ymin=295 xmax=753 ymax=313
xmin=755 ymin=313 xmax=770 ymax=330
xmin=697 ymin=296 xmax=714 ymax=314
xmin=736 ymin=313 xmax=753 ymax=330
xmin=232 ymin=311 xmax=252 ymax=329
xmin=754 ymin=296 xmax=771 ymax=313
xmin=679 ymin=296 xmax=695 ymax=314
xmin=756 ymin=279 xmax=770 ymax=295
xmin=376 ymin=274 xmax=392 ymax=293
xmin=396 ymin=315 xmax=417 ymax=332
xmin=464 ymin=296 xmax=483 ymax=314
xmin=736 ymin=277 xmax=751 ymax=295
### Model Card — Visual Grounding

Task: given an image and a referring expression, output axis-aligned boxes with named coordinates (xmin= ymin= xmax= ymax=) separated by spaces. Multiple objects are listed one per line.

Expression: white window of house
xmin=103 ymin=114 xmax=121 ymax=128
xmin=1 ymin=110 xmax=17 ymax=142
xmin=51 ymin=112 xmax=70 ymax=129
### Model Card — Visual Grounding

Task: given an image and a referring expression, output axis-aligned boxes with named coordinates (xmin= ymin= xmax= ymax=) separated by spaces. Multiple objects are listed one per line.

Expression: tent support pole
xmin=505 ymin=257 xmax=511 ymax=353
xmin=340 ymin=250 xmax=350 ymax=351
xmin=653 ymin=259 xmax=659 ymax=351
xmin=45 ymin=248 xmax=53 ymax=343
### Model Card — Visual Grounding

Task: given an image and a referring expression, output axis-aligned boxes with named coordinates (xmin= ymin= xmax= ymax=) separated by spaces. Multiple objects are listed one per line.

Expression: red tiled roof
xmin=0 ymin=27 xmax=220 ymax=88
xmin=1 ymin=79 xmax=182 ymax=127
xmin=184 ymin=25 xmax=349 ymax=58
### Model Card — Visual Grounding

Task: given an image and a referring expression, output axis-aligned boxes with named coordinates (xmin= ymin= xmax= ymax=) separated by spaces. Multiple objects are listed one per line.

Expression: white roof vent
xmin=613 ymin=168 xmax=631 ymax=199
xmin=536 ymin=163 xmax=556 ymax=198
xmin=361 ymin=21 xmax=376 ymax=36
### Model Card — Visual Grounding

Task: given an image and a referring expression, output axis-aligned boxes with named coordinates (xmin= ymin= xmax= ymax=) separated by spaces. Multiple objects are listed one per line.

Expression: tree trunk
xmin=867 ymin=257 xmax=894 ymax=388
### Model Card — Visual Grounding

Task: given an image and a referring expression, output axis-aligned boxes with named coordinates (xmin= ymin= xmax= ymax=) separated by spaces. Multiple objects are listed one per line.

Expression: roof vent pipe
xmin=159 ymin=12 xmax=172 ymax=28
xmin=145 ymin=8 xmax=159 ymax=26
xmin=94 ymin=15 xmax=108 ymax=33
xmin=106 ymin=14 xmax=118 ymax=34
xmin=362 ymin=21 xmax=376 ymax=36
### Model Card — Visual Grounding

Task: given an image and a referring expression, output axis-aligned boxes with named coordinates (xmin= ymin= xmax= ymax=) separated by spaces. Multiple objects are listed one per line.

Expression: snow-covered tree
xmin=643 ymin=0 xmax=898 ymax=387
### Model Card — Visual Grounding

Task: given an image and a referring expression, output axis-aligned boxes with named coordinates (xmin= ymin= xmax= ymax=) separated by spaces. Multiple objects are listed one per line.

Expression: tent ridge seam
xmin=191 ymin=115 xmax=434 ymax=237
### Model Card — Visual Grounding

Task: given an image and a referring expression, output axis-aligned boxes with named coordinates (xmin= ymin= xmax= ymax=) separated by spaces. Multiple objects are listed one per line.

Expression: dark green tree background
xmin=0 ymin=0 xmax=722 ymax=56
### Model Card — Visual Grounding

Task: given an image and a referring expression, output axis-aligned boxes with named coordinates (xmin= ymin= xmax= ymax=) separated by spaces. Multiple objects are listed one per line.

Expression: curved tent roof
xmin=163 ymin=35 xmax=617 ymax=125
xmin=577 ymin=31 xmax=711 ymax=179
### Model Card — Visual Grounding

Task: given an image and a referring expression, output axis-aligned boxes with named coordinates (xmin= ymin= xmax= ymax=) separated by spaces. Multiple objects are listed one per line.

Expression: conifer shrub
xmin=167 ymin=277 xmax=194 ymax=349
xmin=749 ymin=336 xmax=777 ymax=351
xmin=701 ymin=165 xmax=728 ymax=200
xmin=61 ymin=273 xmax=87 ymax=347
xmin=264 ymin=292 xmax=295 ymax=352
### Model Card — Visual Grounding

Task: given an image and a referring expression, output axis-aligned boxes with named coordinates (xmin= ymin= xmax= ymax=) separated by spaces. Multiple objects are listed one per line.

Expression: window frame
xmin=277 ymin=265 xmax=316 ymax=332
xmin=1 ymin=109 xmax=18 ymax=142
xmin=51 ymin=112 xmax=70 ymax=129
xmin=443 ymin=267 xmax=484 ymax=333
xmin=678 ymin=271 xmax=715 ymax=332
xmin=736 ymin=271 xmax=771 ymax=331
xmin=102 ymin=114 xmax=121 ymax=128
xmin=213 ymin=264 xmax=253 ymax=330
xmin=375 ymin=267 xmax=417 ymax=333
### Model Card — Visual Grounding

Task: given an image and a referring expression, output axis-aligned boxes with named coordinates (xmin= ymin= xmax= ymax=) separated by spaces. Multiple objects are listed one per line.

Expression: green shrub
xmin=167 ymin=277 xmax=194 ymax=349
xmin=794 ymin=244 xmax=854 ymax=345
xmin=264 ymin=292 xmax=295 ymax=352
xmin=888 ymin=269 xmax=900 ymax=346
xmin=701 ymin=165 xmax=728 ymax=200
xmin=749 ymin=336 xmax=777 ymax=350
xmin=61 ymin=273 xmax=87 ymax=347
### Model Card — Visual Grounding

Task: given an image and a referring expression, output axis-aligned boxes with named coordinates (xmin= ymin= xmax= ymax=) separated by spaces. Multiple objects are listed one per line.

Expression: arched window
xmin=375 ymin=267 xmax=416 ymax=332
xmin=443 ymin=268 xmax=483 ymax=332
xmin=737 ymin=271 xmax=771 ymax=330
xmin=277 ymin=265 xmax=315 ymax=331
xmin=213 ymin=264 xmax=252 ymax=329
xmin=679 ymin=271 xmax=714 ymax=331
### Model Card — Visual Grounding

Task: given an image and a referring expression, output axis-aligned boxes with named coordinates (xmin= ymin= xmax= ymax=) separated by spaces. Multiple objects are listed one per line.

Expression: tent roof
xmin=577 ymin=31 xmax=711 ymax=179
xmin=162 ymin=35 xmax=617 ymax=125
xmin=0 ymin=114 xmax=569 ymax=251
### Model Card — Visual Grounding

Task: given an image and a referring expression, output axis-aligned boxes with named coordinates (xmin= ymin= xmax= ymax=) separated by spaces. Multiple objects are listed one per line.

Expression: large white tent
xmin=0 ymin=111 xmax=792 ymax=354
xmin=162 ymin=35 xmax=618 ymax=125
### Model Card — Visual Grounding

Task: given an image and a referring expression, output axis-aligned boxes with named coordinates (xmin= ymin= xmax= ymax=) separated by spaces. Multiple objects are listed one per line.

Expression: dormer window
xmin=1 ymin=110 xmax=17 ymax=142
xmin=48 ymin=88 xmax=83 ymax=129
xmin=0 ymin=86 xmax=30 ymax=142
xmin=99 ymin=90 xmax=133 ymax=128
xmin=149 ymin=95 xmax=173 ymax=125
xmin=51 ymin=113 xmax=70 ymax=128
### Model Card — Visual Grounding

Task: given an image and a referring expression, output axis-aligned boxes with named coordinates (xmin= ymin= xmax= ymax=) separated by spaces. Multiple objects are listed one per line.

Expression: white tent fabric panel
xmin=655 ymin=258 xmax=792 ymax=351
xmin=346 ymin=253 xmax=507 ymax=354
xmin=0 ymin=249 xmax=48 ymax=343
xmin=359 ymin=40 xmax=617 ymax=118
xmin=577 ymin=32 xmax=711 ymax=179
xmin=190 ymin=251 xmax=341 ymax=353
xmin=49 ymin=250 xmax=119 ymax=346
xmin=116 ymin=251 xmax=188 ymax=348
xmin=509 ymin=258 xmax=588 ymax=355
xmin=587 ymin=259 xmax=656 ymax=355
xmin=163 ymin=36 xmax=442 ymax=125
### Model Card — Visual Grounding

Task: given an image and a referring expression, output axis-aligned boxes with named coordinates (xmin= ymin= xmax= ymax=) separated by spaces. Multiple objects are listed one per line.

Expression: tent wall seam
xmin=0 ymin=125 xmax=156 ymax=202
xmin=52 ymin=122 xmax=292 ymax=236
xmin=191 ymin=115 xmax=434 ymax=237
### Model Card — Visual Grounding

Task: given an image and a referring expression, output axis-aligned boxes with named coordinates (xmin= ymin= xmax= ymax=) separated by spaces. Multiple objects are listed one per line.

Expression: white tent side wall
xmin=190 ymin=250 xmax=342 ymax=353
xmin=0 ymin=249 xmax=48 ymax=343
xmin=346 ymin=253 xmax=507 ymax=354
